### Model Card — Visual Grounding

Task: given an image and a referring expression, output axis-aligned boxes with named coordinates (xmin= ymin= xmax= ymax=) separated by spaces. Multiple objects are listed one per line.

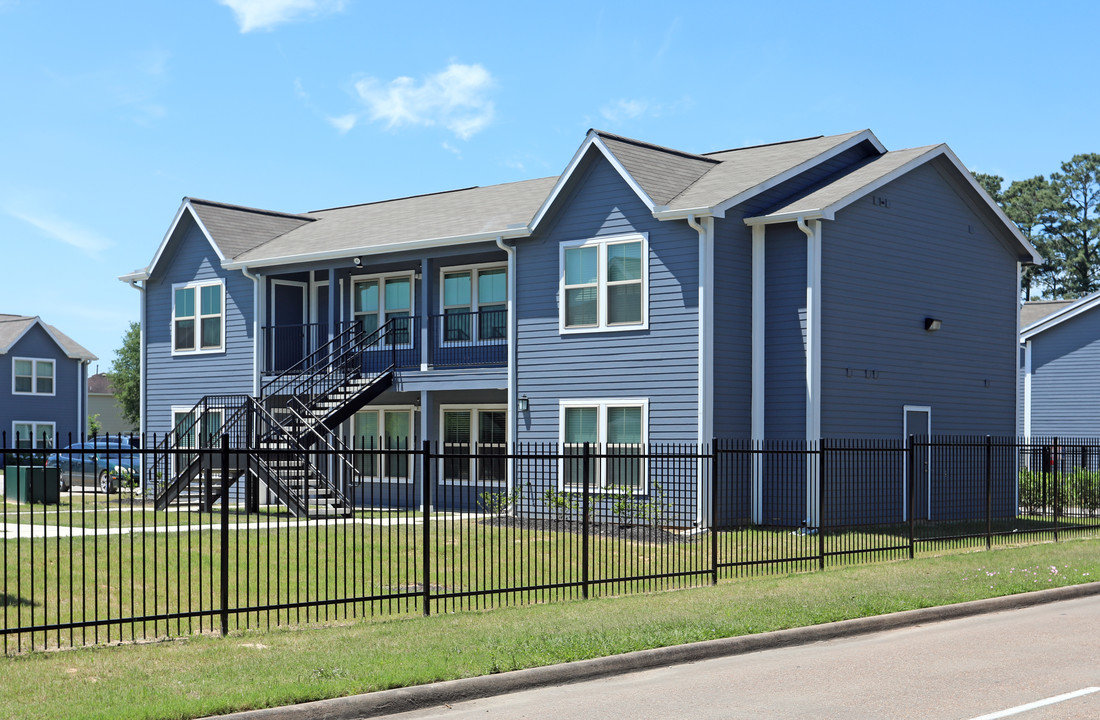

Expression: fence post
xmin=710 ymin=438 xmax=719 ymax=586
xmin=219 ymin=433 xmax=230 ymax=637
xmin=818 ymin=439 xmax=826 ymax=572
xmin=985 ymin=435 xmax=992 ymax=552
xmin=1053 ymin=437 xmax=1060 ymax=542
xmin=582 ymin=442 xmax=590 ymax=601
xmin=907 ymin=434 xmax=915 ymax=560
xmin=422 ymin=439 xmax=431 ymax=617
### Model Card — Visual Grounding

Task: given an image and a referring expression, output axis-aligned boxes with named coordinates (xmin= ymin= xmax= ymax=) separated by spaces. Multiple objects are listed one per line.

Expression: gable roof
xmin=1021 ymin=291 xmax=1100 ymax=340
xmin=88 ymin=372 xmax=115 ymax=395
xmin=0 ymin=314 xmax=97 ymax=361
xmin=1021 ymin=300 xmax=1075 ymax=329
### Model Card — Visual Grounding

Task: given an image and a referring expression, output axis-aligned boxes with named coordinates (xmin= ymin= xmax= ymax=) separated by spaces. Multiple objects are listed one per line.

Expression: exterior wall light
xmin=353 ymin=257 xmax=362 ymax=267
xmin=924 ymin=317 xmax=942 ymax=332
xmin=517 ymin=395 xmax=529 ymax=412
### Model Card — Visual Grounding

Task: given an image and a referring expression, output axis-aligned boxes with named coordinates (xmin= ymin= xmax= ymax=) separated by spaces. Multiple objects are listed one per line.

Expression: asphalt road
xmin=385 ymin=595 xmax=1100 ymax=720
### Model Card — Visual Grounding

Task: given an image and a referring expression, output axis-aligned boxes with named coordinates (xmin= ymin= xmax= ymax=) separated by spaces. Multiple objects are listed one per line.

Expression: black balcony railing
xmin=261 ymin=310 xmax=508 ymax=374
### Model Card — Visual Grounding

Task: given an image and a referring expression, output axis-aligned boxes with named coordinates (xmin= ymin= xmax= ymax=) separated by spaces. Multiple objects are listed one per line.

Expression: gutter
xmin=495 ymin=235 xmax=517 ymax=497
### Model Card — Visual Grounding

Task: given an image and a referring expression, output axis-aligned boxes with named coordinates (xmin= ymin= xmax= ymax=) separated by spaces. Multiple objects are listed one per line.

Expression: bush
xmin=542 ymin=488 xmax=575 ymax=521
xmin=477 ymin=488 xmax=522 ymax=518
xmin=1066 ymin=468 xmax=1100 ymax=515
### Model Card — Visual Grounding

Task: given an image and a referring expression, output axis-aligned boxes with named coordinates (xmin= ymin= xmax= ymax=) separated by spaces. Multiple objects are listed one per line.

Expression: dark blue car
xmin=47 ymin=439 xmax=140 ymax=493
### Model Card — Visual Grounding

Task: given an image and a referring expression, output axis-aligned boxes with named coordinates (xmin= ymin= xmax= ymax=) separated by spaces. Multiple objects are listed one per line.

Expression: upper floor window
xmin=12 ymin=358 xmax=54 ymax=395
xmin=441 ymin=264 xmax=506 ymax=342
xmin=560 ymin=234 xmax=647 ymax=333
xmin=352 ymin=274 xmax=412 ymax=345
xmin=173 ymin=281 xmax=224 ymax=354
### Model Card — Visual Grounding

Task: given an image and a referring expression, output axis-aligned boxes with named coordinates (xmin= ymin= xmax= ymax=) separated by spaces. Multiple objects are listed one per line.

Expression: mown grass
xmin=0 ymin=538 xmax=1097 ymax=720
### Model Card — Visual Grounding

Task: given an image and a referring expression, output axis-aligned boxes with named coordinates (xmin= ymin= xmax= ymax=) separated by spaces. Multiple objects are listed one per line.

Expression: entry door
xmin=312 ymin=282 xmax=330 ymax=354
xmin=904 ymin=407 xmax=931 ymax=520
xmin=272 ymin=282 xmax=307 ymax=372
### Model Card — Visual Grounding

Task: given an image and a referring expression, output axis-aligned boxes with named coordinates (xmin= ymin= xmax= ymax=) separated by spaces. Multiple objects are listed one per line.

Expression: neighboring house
xmin=87 ymin=373 xmax=135 ymax=436
xmin=1020 ymin=294 xmax=1100 ymax=438
xmin=0 ymin=314 xmax=97 ymax=449
xmin=121 ymin=128 xmax=1039 ymax=522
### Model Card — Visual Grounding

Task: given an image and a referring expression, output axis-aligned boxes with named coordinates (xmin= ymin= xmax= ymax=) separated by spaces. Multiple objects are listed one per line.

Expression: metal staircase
xmin=151 ymin=321 xmax=399 ymax=517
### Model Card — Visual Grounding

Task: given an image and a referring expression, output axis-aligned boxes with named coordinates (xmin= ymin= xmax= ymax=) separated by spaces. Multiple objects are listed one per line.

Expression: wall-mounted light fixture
xmin=517 ymin=395 xmax=529 ymax=412
xmin=353 ymin=257 xmax=362 ymax=267
xmin=924 ymin=317 xmax=942 ymax=332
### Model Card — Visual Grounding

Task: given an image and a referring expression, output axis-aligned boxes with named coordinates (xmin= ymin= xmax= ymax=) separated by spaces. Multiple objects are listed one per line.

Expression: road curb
xmin=210 ymin=582 xmax=1100 ymax=719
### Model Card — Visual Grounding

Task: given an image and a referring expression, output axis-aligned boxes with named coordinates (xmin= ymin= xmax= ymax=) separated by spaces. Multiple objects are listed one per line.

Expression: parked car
xmin=47 ymin=439 xmax=140 ymax=493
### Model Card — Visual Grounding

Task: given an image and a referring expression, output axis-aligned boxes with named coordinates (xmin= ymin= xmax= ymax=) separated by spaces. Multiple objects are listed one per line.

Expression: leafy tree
xmin=1002 ymin=176 xmax=1059 ymax=299
xmin=973 ymin=172 xmax=1005 ymax=202
xmin=1041 ymin=154 xmax=1100 ymax=298
xmin=107 ymin=322 xmax=141 ymax=430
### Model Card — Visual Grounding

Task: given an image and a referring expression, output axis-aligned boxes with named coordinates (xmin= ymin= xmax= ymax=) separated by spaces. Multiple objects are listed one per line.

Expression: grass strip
xmin=1 ymin=538 xmax=1098 ymax=720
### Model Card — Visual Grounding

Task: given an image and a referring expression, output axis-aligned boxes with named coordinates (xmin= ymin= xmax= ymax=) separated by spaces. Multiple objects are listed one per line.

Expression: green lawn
xmin=0 ymin=538 xmax=1097 ymax=720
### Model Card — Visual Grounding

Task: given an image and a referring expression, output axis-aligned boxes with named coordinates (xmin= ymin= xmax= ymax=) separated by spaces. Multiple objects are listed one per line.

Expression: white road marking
xmin=968 ymin=687 xmax=1100 ymax=719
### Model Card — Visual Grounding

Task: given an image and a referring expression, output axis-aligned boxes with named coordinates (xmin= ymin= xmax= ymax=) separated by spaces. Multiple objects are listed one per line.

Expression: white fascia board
xmin=528 ymin=132 xmax=657 ymax=233
xmin=124 ymin=199 xmax=226 ymax=283
xmin=1020 ymin=289 xmax=1100 ymax=341
xmin=656 ymin=130 xmax=887 ymax=221
xmin=743 ymin=209 xmax=832 ymax=227
xmin=221 ymin=227 xmax=531 ymax=272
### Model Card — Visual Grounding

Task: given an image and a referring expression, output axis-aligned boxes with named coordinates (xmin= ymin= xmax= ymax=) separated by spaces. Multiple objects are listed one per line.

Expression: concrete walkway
xmin=206 ymin=582 xmax=1100 ymax=720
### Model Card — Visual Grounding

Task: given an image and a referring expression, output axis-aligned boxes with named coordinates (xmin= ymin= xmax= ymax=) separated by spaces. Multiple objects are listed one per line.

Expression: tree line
xmin=973 ymin=154 xmax=1100 ymax=301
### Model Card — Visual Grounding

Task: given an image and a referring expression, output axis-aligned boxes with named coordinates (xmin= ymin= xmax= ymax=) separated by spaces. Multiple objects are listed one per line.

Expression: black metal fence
xmin=2 ymin=434 xmax=1099 ymax=654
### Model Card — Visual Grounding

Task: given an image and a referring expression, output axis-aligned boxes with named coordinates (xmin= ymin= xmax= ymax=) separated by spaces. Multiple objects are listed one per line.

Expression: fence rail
xmin=2 ymin=433 xmax=1100 ymax=654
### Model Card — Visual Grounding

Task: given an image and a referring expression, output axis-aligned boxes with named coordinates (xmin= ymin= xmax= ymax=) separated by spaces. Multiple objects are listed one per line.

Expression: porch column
xmin=327 ymin=270 xmax=336 ymax=344
xmin=420 ymin=256 xmax=430 ymax=371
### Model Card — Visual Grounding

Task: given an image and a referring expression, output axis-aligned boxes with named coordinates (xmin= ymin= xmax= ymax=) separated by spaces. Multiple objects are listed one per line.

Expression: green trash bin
xmin=4 ymin=466 xmax=61 ymax=504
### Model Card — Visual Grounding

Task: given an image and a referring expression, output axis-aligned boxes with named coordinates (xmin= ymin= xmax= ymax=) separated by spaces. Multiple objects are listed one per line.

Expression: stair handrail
xmin=247 ymin=396 xmax=353 ymax=512
xmin=284 ymin=398 xmax=361 ymax=481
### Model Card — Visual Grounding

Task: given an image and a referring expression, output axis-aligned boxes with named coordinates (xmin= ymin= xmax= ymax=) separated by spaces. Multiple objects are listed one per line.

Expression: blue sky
xmin=0 ymin=0 xmax=1096 ymax=371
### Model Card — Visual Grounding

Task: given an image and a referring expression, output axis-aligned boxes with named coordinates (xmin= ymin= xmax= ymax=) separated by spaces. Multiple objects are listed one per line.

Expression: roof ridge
xmin=592 ymin=130 xmax=719 ymax=164
xmin=700 ymin=134 xmax=828 ymax=156
xmin=187 ymin=197 xmax=316 ymax=222
xmin=307 ymin=176 xmax=560 ymax=214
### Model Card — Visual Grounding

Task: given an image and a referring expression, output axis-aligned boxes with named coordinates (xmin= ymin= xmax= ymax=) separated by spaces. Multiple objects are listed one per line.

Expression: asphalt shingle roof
xmin=0 ymin=314 xmax=96 ymax=360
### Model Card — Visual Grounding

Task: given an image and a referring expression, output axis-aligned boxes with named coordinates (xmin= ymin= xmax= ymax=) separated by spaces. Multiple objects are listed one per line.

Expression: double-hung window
xmin=13 ymin=421 xmax=55 ymax=450
xmin=560 ymin=234 xmax=647 ymax=333
xmin=173 ymin=281 xmax=224 ymax=353
xmin=352 ymin=275 xmax=412 ymax=345
xmin=171 ymin=407 xmax=223 ymax=471
xmin=441 ymin=406 xmax=506 ymax=484
xmin=12 ymin=358 xmax=54 ymax=395
xmin=351 ymin=408 xmax=413 ymax=481
xmin=560 ymin=399 xmax=647 ymax=491
xmin=441 ymin=265 xmax=506 ymax=343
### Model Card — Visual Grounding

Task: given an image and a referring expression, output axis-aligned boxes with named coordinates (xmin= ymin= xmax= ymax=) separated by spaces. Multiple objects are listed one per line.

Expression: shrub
xmin=477 ymin=488 xmax=522 ymax=518
xmin=542 ymin=488 xmax=575 ymax=521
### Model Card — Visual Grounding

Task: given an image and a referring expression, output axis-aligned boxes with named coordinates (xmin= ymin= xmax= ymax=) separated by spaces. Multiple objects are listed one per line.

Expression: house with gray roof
xmin=0 ymin=314 xmax=96 ymax=449
xmin=122 ymin=128 xmax=1038 ymax=524
xmin=1020 ymin=293 xmax=1100 ymax=438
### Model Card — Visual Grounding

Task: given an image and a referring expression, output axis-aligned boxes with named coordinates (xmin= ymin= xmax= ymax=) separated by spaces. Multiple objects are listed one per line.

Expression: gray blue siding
xmin=144 ymin=213 xmax=255 ymax=436
xmin=819 ymin=161 xmax=1019 ymax=438
xmin=515 ymin=151 xmax=700 ymax=443
xmin=763 ymin=224 xmax=809 ymax=440
xmin=1 ymin=324 xmax=85 ymax=443
xmin=1027 ymin=307 xmax=1100 ymax=436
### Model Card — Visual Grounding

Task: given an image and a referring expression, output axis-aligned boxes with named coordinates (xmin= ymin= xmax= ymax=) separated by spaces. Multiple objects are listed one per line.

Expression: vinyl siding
xmin=711 ymin=215 xmax=751 ymax=438
xmin=1 ymin=324 xmax=84 ymax=443
xmin=819 ymin=161 xmax=1019 ymax=438
xmin=515 ymin=152 xmax=700 ymax=442
xmin=763 ymin=223 xmax=809 ymax=440
xmin=144 ymin=213 xmax=255 ymax=436
xmin=1028 ymin=308 xmax=1100 ymax=436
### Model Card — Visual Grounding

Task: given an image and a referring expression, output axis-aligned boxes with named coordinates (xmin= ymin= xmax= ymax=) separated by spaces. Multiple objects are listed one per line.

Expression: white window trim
xmin=349 ymin=271 xmax=415 ymax=348
xmin=12 ymin=357 xmax=56 ymax=396
xmin=346 ymin=405 xmax=417 ymax=484
xmin=557 ymin=398 xmax=649 ymax=493
xmin=439 ymin=404 xmax=508 ymax=486
xmin=12 ymin=421 xmax=56 ymax=449
xmin=559 ymin=233 xmax=649 ymax=334
xmin=171 ymin=279 xmax=227 ymax=356
xmin=438 ymin=262 xmax=508 ymax=346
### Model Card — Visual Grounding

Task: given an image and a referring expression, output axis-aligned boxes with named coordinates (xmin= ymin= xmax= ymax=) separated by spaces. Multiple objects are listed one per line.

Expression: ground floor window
xmin=351 ymin=407 xmax=414 ymax=481
xmin=441 ymin=406 xmax=506 ymax=484
xmin=12 ymin=421 xmax=55 ymax=450
xmin=171 ymin=407 xmax=223 ymax=472
xmin=560 ymin=399 xmax=647 ymax=491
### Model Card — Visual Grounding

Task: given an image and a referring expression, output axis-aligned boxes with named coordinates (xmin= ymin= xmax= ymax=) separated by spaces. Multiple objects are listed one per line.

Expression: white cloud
xmin=600 ymin=98 xmax=649 ymax=123
xmin=219 ymin=0 xmax=346 ymax=32
xmin=328 ymin=114 xmax=357 ymax=134
xmin=352 ymin=63 xmax=495 ymax=140
xmin=6 ymin=209 xmax=112 ymax=255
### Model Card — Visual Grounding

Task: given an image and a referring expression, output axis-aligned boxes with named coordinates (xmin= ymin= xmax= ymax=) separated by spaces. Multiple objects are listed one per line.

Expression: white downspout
xmin=797 ymin=217 xmax=822 ymax=528
xmin=495 ymin=236 xmax=517 ymax=497
xmin=127 ymin=279 xmax=146 ymax=488
xmin=240 ymin=267 xmax=262 ymax=396
xmin=687 ymin=214 xmax=713 ymax=528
